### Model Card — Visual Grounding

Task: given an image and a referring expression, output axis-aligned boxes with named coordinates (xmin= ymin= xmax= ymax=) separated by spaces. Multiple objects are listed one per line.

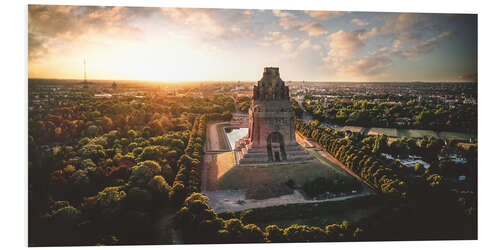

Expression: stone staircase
xmin=235 ymin=138 xmax=315 ymax=165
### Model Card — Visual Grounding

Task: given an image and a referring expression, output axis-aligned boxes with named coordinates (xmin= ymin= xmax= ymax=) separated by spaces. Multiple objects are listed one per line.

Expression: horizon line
xmin=27 ymin=77 xmax=478 ymax=84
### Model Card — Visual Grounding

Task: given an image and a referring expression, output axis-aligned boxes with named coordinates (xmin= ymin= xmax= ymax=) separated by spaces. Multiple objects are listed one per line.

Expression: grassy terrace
xmin=306 ymin=148 xmax=354 ymax=179
xmin=216 ymin=123 xmax=231 ymax=151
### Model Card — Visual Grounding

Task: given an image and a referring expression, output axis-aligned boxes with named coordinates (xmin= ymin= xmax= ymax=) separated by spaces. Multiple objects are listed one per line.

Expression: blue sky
xmin=28 ymin=6 xmax=477 ymax=82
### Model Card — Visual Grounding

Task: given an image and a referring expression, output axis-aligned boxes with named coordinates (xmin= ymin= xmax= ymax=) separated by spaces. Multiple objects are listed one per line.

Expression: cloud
xmin=272 ymin=9 xmax=294 ymax=18
xmin=298 ymin=40 xmax=321 ymax=51
xmin=304 ymin=10 xmax=347 ymax=20
xmin=28 ymin=5 xmax=155 ymax=61
xmin=351 ymin=18 xmax=369 ymax=26
xmin=456 ymin=72 xmax=477 ymax=82
xmin=321 ymin=28 xmax=393 ymax=78
xmin=29 ymin=5 xmax=153 ymax=37
xmin=272 ymin=10 xmax=327 ymax=36
xmin=272 ymin=10 xmax=304 ymax=30
xmin=402 ymin=31 xmax=455 ymax=59
xmin=230 ymin=26 xmax=253 ymax=37
xmin=260 ymin=31 xmax=298 ymax=51
xmin=381 ymin=13 xmax=444 ymax=42
xmin=161 ymin=8 xmax=225 ymax=37
xmin=381 ymin=13 xmax=423 ymax=33
xmin=28 ymin=6 xmax=259 ymax=62
xmin=324 ymin=27 xmax=378 ymax=59
xmin=28 ymin=31 xmax=48 ymax=61
xmin=322 ymin=26 xmax=457 ymax=78
xmin=344 ymin=47 xmax=392 ymax=77
xmin=321 ymin=47 xmax=392 ymax=78
xmin=261 ymin=31 xmax=296 ymax=44
xmin=299 ymin=22 xmax=327 ymax=36
xmin=161 ymin=8 xmax=257 ymax=40
xmin=259 ymin=31 xmax=305 ymax=58
xmin=392 ymin=39 xmax=402 ymax=52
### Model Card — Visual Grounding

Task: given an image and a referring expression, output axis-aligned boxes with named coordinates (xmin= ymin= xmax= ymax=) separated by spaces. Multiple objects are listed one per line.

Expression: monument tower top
xmin=253 ymin=67 xmax=289 ymax=101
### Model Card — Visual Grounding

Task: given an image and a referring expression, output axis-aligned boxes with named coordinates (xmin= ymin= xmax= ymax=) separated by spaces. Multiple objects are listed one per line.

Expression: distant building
xmin=94 ymin=93 xmax=112 ymax=98
xmin=237 ymin=91 xmax=253 ymax=97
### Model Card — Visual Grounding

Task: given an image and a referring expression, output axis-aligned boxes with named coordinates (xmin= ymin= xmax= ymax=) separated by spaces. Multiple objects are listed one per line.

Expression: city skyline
xmin=28 ymin=5 xmax=477 ymax=82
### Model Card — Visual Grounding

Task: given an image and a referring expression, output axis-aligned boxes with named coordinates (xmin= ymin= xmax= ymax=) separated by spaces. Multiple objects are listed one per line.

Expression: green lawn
xmin=306 ymin=149 xmax=354 ymax=180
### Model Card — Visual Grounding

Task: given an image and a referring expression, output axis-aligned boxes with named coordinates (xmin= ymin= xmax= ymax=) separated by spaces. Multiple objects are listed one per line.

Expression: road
xmin=292 ymin=97 xmax=312 ymax=122
xmin=230 ymin=96 xmax=244 ymax=115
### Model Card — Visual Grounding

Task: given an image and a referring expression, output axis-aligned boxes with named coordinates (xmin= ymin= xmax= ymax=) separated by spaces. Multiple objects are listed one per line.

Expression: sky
xmin=28 ymin=5 xmax=478 ymax=82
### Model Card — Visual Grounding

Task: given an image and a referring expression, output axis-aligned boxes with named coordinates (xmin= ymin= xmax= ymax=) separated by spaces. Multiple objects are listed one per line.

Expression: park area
xmin=202 ymin=122 xmax=371 ymax=216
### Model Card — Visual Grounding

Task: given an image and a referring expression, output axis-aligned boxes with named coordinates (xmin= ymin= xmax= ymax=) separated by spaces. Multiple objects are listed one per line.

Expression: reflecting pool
xmin=225 ymin=127 xmax=248 ymax=150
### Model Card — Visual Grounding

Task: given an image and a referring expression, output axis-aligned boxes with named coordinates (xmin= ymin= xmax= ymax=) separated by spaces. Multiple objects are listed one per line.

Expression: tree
xmin=414 ymin=163 xmax=425 ymax=175
xmin=325 ymin=223 xmax=344 ymax=241
xmin=169 ymin=181 xmax=187 ymax=207
xmin=101 ymin=116 xmax=113 ymax=132
xmin=96 ymin=186 xmax=127 ymax=216
xmin=50 ymin=205 xmax=82 ymax=224
xmin=79 ymin=143 xmax=106 ymax=162
xmin=126 ymin=187 xmax=153 ymax=211
xmin=127 ymin=129 xmax=137 ymax=139
xmin=148 ymin=175 xmax=171 ymax=201
xmin=129 ymin=161 xmax=162 ymax=186
xmin=283 ymin=224 xmax=319 ymax=242
xmin=224 ymin=218 xmax=244 ymax=241
xmin=240 ymin=209 xmax=257 ymax=224
xmin=184 ymin=192 xmax=210 ymax=207
xmin=426 ymin=174 xmax=443 ymax=189
xmin=241 ymin=224 xmax=266 ymax=243
xmin=265 ymin=225 xmax=285 ymax=243
xmin=84 ymin=125 xmax=101 ymax=137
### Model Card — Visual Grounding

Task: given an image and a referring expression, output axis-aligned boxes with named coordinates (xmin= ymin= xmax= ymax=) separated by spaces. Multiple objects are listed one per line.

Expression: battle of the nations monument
xmin=203 ymin=67 xmax=355 ymax=206
xmin=235 ymin=67 xmax=314 ymax=165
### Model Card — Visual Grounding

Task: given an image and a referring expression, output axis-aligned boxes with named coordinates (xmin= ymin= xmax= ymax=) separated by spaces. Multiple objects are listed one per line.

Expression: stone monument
xmin=235 ymin=67 xmax=314 ymax=165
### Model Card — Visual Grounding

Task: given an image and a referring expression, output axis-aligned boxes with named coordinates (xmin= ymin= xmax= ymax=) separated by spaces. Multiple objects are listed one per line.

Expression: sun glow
xmin=28 ymin=6 xmax=477 ymax=82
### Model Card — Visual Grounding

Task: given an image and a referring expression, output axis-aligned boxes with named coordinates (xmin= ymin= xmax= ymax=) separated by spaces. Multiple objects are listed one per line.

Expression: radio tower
xmin=81 ymin=58 xmax=89 ymax=88
xmin=83 ymin=58 xmax=87 ymax=83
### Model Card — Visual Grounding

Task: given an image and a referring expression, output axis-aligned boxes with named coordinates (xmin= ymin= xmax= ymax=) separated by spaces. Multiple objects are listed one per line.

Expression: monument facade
xmin=235 ymin=67 xmax=314 ymax=165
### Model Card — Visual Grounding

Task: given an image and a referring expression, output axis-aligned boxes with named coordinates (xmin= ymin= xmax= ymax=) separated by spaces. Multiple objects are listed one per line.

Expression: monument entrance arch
xmin=267 ymin=132 xmax=286 ymax=162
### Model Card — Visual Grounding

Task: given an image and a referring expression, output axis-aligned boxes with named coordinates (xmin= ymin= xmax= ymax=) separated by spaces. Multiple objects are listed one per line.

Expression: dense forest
xmin=28 ymin=85 xmax=233 ymax=245
xmin=28 ymin=84 xmax=477 ymax=245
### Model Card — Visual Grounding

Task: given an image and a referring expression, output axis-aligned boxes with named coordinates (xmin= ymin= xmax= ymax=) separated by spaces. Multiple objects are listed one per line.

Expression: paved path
xmin=205 ymin=189 xmax=372 ymax=213
xmin=207 ymin=122 xmax=232 ymax=152
xmin=230 ymin=96 xmax=242 ymax=114
xmin=201 ymin=153 xmax=215 ymax=192
xmin=293 ymin=97 xmax=312 ymax=122
xmin=207 ymin=122 xmax=221 ymax=151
